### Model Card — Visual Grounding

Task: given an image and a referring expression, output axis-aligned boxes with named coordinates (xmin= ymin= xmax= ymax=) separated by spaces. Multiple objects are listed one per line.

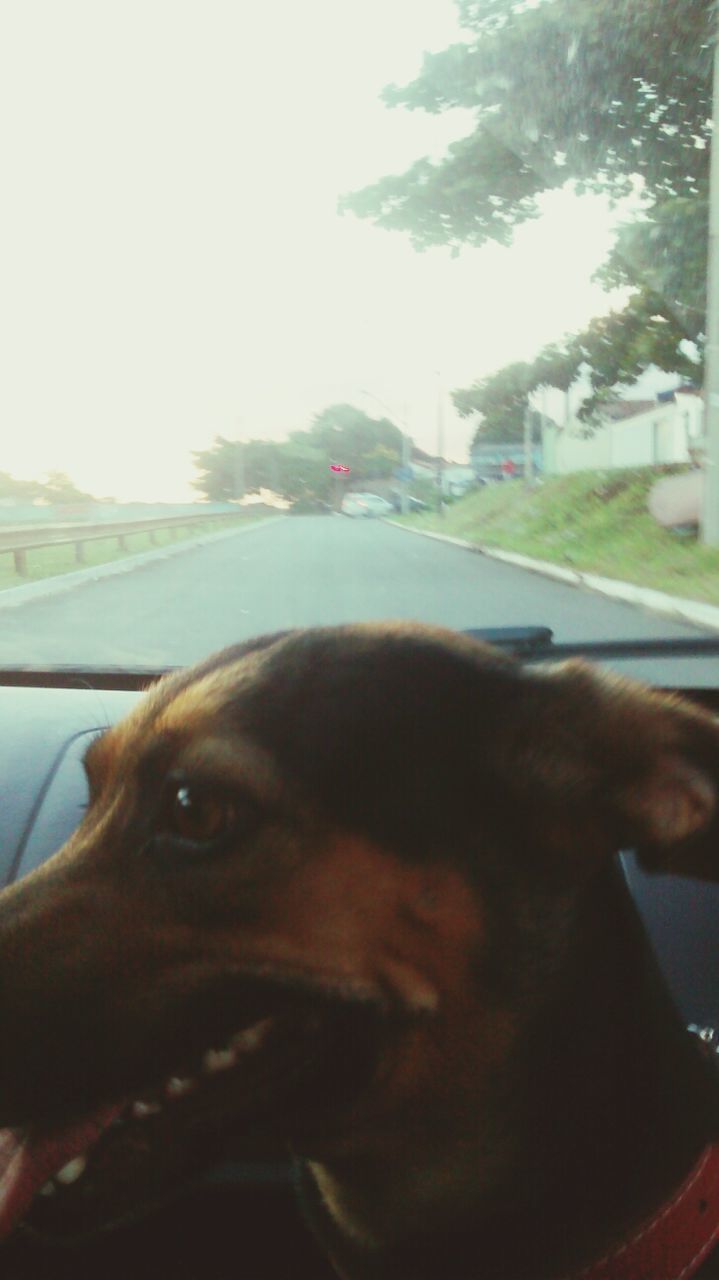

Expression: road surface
xmin=0 ymin=516 xmax=713 ymax=683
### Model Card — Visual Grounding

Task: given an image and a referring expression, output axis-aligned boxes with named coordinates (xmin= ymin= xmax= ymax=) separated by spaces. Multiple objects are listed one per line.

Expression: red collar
xmin=566 ymin=1144 xmax=719 ymax=1280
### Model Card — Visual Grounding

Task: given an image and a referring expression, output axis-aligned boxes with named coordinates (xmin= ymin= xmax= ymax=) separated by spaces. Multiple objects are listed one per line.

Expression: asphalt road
xmin=0 ymin=516 xmax=713 ymax=682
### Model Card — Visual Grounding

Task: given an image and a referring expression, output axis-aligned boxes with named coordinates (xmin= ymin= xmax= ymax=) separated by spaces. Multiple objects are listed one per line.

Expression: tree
xmin=0 ymin=470 xmax=94 ymax=504
xmin=306 ymin=404 xmax=402 ymax=480
xmin=275 ymin=440 xmax=333 ymax=503
xmin=341 ymin=0 xmax=712 ymax=253
xmin=192 ymin=436 xmax=332 ymax=504
xmin=596 ymin=195 xmax=708 ymax=345
xmin=457 ymin=289 xmax=703 ymax=447
xmin=454 ymin=362 xmax=534 ymax=441
xmin=0 ymin=472 xmax=44 ymax=503
xmin=340 ymin=0 xmax=713 ymax=408
xmin=192 ymin=407 xmax=402 ymax=506
xmin=39 ymin=471 xmax=94 ymax=504
xmin=192 ymin=437 xmax=242 ymax=502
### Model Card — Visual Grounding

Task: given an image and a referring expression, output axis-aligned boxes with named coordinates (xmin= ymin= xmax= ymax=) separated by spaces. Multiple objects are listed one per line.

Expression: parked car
xmin=340 ymin=493 xmax=366 ymax=516
xmin=389 ymin=491 xmax=430 ymax=513
xmin=341 ymin=493 xmax=393 ymax=518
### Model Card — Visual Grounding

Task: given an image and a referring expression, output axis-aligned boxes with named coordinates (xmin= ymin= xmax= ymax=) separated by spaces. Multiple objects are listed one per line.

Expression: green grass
xmin=395 ymin=468 xmax=719 ymax=607
xmin=0 ymin=515 xmax=269 ymax=592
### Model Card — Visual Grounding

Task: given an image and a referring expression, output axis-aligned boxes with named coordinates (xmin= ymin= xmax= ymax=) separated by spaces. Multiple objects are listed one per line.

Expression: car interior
xmin=2 ymin=0 xmax=719 ymax=1275
xmin=0 ymin=630 xmax=718 ymax=1280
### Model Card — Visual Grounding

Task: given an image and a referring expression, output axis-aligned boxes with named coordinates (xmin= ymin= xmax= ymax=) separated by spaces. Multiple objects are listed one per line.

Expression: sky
xmin=0 ymin=0 xmax=635 ymax=502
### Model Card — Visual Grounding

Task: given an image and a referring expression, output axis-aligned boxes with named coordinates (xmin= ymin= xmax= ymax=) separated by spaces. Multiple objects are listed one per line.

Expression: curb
xmin=0 ymin=517 xmax=284 ymax=611
xmin=385 ymin=521 xmax=719 ymax=633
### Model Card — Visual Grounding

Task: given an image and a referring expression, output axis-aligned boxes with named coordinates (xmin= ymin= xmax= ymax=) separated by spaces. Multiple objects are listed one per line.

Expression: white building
xmin=539 ymin=386 xmax=703 ymax=475
xmin=409 ymin=460 xmax=476 ymax=496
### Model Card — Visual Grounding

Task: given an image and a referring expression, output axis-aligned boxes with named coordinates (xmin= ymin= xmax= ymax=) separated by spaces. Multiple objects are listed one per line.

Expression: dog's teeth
xmin=39 ymin=1180 xmax=57 ymax=1197
xmin=132 ymin=1100 xmax=163 ymax=1118
xmin=231 ymin=1019 xmax=273 ymax=1053
xmin=202 ymin=1046 xmax=237 ymax=1075
xmin=166 ymin=1076 xmax=196 ymax=1099
xmin=55 ymin=1156 xmax=87 ymax=1185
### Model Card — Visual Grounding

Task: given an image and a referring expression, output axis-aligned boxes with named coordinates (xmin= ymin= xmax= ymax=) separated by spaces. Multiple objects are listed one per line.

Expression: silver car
xmin=341 ymin=493 xmax=393 ymax=518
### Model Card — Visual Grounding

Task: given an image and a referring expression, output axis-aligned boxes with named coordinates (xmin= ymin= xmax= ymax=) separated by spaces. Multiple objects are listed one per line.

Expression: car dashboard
xmin=1 ymin=629 xmax=719 ymax=1026
xmin=0 ymin=632 xmax=718 ymax=1279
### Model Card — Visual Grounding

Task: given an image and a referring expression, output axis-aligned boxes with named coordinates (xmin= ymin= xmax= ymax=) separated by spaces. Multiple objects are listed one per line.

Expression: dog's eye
xmin=163 ymin=783 xmax=235 ymax=843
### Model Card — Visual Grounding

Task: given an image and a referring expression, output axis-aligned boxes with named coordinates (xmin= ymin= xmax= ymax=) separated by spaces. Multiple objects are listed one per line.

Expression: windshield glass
xmin=0 ymin=0 xmax=717 ymax=669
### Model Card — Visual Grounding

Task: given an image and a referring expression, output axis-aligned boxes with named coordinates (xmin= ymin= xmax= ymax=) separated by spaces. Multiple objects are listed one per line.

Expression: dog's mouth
xmin=0 ymin=973 xmax=392 ymax=1245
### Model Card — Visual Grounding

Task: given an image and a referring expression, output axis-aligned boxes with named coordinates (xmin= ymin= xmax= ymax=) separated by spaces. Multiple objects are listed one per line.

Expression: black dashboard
xmin=0 ymin=687 xmax=139 ymax=888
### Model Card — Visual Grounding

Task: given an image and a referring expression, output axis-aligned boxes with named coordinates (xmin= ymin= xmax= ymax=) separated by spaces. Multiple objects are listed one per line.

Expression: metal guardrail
xmin=0 ymin=512 xmax=250 ymax=576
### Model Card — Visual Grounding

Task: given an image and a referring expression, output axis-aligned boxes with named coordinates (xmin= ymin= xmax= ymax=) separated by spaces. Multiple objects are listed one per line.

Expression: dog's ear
xmin=529 ymin=661 xmax=719 ymax=880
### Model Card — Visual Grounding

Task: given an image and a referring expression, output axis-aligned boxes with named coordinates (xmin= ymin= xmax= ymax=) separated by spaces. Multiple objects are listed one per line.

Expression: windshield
xmin=0 ymin=0 xmax=717 ymax=671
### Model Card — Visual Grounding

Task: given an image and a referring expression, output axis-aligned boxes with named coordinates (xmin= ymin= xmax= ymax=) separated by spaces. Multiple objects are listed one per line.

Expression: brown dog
xmin=0 ymin=622 xmax=718 ymax=1279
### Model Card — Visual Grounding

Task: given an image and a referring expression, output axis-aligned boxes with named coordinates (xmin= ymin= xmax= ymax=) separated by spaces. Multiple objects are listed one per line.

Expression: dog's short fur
xmin=0 ymin=622 xmax=718 ymax=1278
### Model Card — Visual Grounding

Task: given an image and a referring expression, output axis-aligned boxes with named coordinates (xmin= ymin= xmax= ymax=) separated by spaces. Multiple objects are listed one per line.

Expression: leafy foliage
xmin=340 ymin=0 xmax=713 ymax=442
xmin=0 ymin=470 xmax=95 ymax=504
xmin=454 ymin=362 xmax=534 ymax=441
xmin=457 ymin=288 xmax=702 ymax=446
xmin=308 ymin=404 xmax=402 ymax=479
xmin=596 ymin=195 xmax=708 ymax=343
xmin=192 ymin=406 xmax=402 ymax=503
xmin=192 ymin=436 xmax=331 ymax=504
xmin=341 ymin=0 xmax=713 ymax=253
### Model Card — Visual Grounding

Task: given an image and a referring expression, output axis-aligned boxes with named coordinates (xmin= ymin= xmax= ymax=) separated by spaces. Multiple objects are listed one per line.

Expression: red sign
xmin=330 ymin=464 xmax=350 ymax=473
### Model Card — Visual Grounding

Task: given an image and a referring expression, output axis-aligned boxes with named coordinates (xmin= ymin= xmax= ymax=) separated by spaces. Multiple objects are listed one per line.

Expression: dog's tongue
xmin=0 ymin=1103 xmax=124 ymax=1241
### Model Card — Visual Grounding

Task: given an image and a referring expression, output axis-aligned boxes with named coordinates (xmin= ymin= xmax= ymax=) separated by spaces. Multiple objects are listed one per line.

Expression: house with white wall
xmin=539 ymin=386 xmax=703 ymax=476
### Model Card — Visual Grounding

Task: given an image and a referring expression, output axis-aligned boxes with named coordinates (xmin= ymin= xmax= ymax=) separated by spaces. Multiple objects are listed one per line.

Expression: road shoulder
xmin=386 ymin=520 xmax=719 ymax=633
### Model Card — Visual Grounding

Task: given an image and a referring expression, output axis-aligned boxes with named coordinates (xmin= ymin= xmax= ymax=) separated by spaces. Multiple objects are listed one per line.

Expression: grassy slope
xmin=396 ymin=468 xmax=719 ymax=607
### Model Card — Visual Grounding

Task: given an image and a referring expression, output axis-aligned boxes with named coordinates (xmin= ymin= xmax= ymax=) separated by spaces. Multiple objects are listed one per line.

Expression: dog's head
xmin=0 ymin=622 xmax=716 ymax=1242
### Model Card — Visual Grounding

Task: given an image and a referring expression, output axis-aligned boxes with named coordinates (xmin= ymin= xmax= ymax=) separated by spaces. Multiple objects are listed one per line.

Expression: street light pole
xmin=436 ymin=372 xmax=445 ymax=518
xmin=398 ymin=426 xmax=411 ymax=514
xmin=702 ymin=8 xmax=719 ymax=543
xmin=523 ymin=405 xmax=535 ymax=488
xmin=233 ymin=440 xmax=245 ymax=502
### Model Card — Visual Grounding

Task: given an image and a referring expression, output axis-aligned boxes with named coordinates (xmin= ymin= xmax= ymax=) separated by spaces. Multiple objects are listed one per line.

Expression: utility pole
xmin=523 ymin=404 xmax=535 ymax=488
xmin=401 ymin=428 xmax=410 ymax=515
xmin=702 ymin=9 xmax=719 ymax=543
xmin=233 ymin=440 xmax=245 ymax=502
xmin=436 ymin=372 xmax=445 ymax=518
xmin=333 ymin=466 xmax=346 ymax=512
